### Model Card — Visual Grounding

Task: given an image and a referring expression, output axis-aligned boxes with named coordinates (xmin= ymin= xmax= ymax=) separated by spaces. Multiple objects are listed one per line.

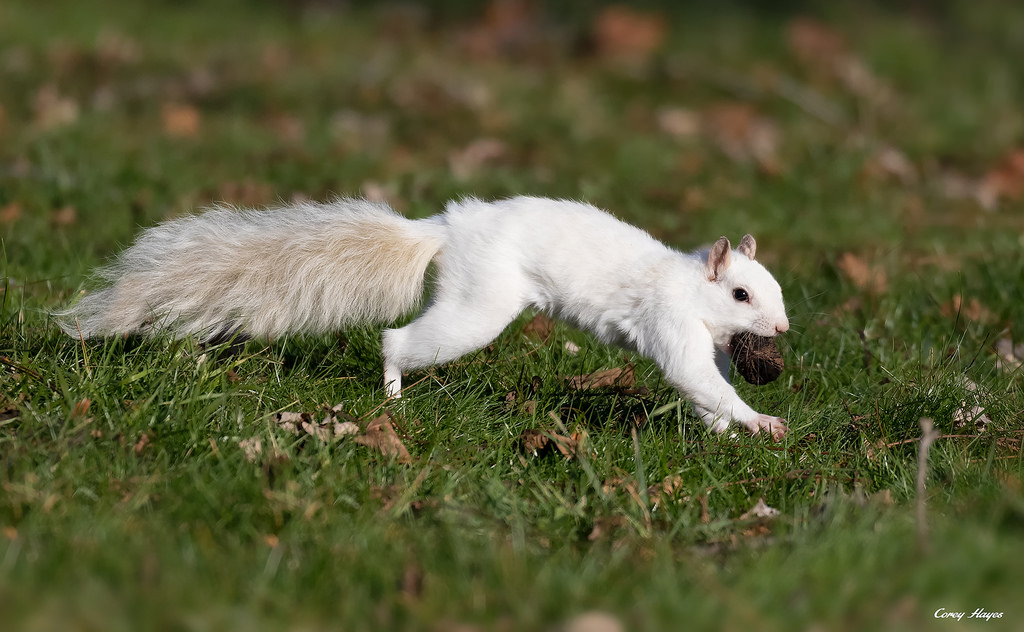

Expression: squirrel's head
xmin=702 ymin=234 xmax=789 ymax=342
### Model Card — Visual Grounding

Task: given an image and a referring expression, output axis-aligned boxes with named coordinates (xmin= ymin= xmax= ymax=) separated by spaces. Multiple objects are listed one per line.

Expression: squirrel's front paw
xmin=750 ymin=414 xmax=788 ymax=442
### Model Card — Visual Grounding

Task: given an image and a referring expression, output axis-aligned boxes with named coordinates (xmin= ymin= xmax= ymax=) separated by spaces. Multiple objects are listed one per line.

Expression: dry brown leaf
xmin=522 ymin=312 xmax=555 ymax=342
xmin=786 ymin=17 xmax=890 ymax=105
xmin=361 ymin=181 xmax=394 ymax=204
xmin=567 ymin=365 xmax=635 ymax=390
xmin=592 ymin=6 xmax=667 ymax=64
xmin=864 ymin=437 xmax=887 ymax=462
xmin=587 ymin=515 xmax=627 ymax=542
xmin=701 ymin=103 xmax=781 ymax=175
xmin=656 ymin=107 xmax=701 ymax=139
xmin=51 ymin=206 xmax=77 ymax=227
xmin=995 ymin=337 xmax=1024 ymax=371
xmin=354 ymin=412 xmax=412 ymax=463
xmin=647 ymin=474 xmax=687 ymax=506
xmin=871 ymin=489 xmax=894 ymax=505
xmin=836 ymin=252 xmax=887 ymax=294
xmin=33 ymin=84 xmax=79 ymax=130
xmin=976 ymin=148 xmax=1024 ymax=210
xmin=448 ymin=138 xmax=507 ymax=181
xmin=739 ymin=497 xmax=780 ymax=520
xmin=565 ymin=611 xmax=624 ymax=632
xmin=401 ymin=562 xmax=424 ymax=602
xmin=275 ymin=411 xmax=307 ymax=435
xmin=518 ymin=427 xmax=583 ymax=459
xmin=786 ymin=18 xmax=847 ymax=66
xmin=133 ymin=432 xmax=151 ymax=455
xmin=0 ymin=202 xmax=20 ymax=224
xmin=863 ymin=146 xmax=917 ymax=184
xmin=162 ymin=103 xmax=200 ymax=137
xmin=71 ymin=398 xmax=91 ymax=419
xmin=953 ymin=404 xmax=992 ymax=432
xmin=265 ymin=112 xmax=305 ymax=144
xmin=239 ymin=437 xmax=263 ymax=462
xmin=458 ymin=0 xmax=547 ymax=60
xmin=301 ymin=420 xmax=335 ymax=442
xmin=520 ymin=428 xmax=550 ymax=453
xmin=601 ymin=474 xmax=636 ymax=496
xmin=217 ymin=179 xmax=274 ymax=207
xmin=940 ymin=294 xmax=994 ymax=324
xmin=330 ymin=110 xmax=391 ymax=152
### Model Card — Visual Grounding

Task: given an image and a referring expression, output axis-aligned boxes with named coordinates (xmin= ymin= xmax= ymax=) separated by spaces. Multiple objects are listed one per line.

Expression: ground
xmin=2 ymin=1 xmax=1024 ymax=630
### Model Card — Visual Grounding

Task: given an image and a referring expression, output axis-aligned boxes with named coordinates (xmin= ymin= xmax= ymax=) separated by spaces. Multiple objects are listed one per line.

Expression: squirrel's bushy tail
xmin=56 ymin=198 xmax=445 ymax=340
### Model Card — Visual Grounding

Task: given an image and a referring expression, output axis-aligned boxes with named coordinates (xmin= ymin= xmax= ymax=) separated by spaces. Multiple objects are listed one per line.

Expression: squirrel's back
xmin=58 ymin=198 xmax=445 ymax=339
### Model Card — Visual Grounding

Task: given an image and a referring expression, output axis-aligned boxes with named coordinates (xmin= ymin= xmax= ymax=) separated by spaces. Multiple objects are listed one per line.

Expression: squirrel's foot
xmin=749 ymin=414 xmax=788 ymax=442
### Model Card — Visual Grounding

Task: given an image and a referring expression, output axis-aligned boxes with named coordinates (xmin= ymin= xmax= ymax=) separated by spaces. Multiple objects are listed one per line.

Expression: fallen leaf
xmin=785 ymin=17 xmax=890 ymax=105
xmin=51 ymin=206 xmax=77 ymax=227
xmin=520 ymin=428 xmax=552 ymax=454
xmin=458 ymin=0 xmax=549 ymax=60
xmin=701 ymin=103 xmax=781 ymax=175
xmin=275 ymin=411 xmax=307 ymax=435
xmin=592 ymin=5 xmax=667 ymax=64
xmin=334 ymin=421 xmax=360 ymax=436
xmin=401 ymin=562 xmax=424 ymax=602
xmin=656 ymin=106 xmax=700 ymax=139
xmin=162 ymin=103 xmax=200 ymax=137
xmin=739 ymin=497 xmax=779 ymax=520
xmin=565 ymin=611 xmax=624 ymax=632
xmin=71 ymin=398 xmax=91 ymax=419
xmin=564 ymin=341 xmax=581 ymax=355
xmin=953 ymin=403 xmax=992 ymax=432
xmin=518 ymin=427 xmax=583 ymax=459
xmin=601 ymin=474 xmax=636 ymax=496
xmin=216 ymin=179 xmax=274 ymax=207
xmin=567 ymin=365 xmax=635 ymax=390
xmin=786 ymin=17 xmax=847 ymax=66
xmin=33 ymin=84 xmax=78 ymax=130
xmin=522 ymin=312 xmax=555 ymax=342
xmin=863 ymin=145 xmax=917 ymax=184
xmin=836 ymin=252 xmax=887 ymax=294
xmin=995 ymin=337 xmax=1024 ymax=371
xmin=976 ymin=148 xmax=1024 ymax=210
xmin=361 ymin=181 xmax=393 ymax=204
xmin=587 ymin=515 xmax=627 ymax=542
xmin=239 ymin=437 xmax=263 ymax=462
xmin=870 ymin=489 xmax=894 ymax=505
xmin=940 ymin=294 xmax=994 ymax=324
xmin=353 ymin=411 xmax=412 ymax=463
xmin=0 ymin=202 xmax=19 ymax=224
xmin=647 ymin=474 xmax=687 ymax=506
xmin=133 ymin=432 xmax=151 ymax=455
xmin=301 ymin=420 xmax=335 ymax=442
xmin=264 ymin=112 xmax=305 ymax=144
xmin=448 ymin=138 xmax=507 ymax=181
xmin=330 ymin=110 xmax=391 ymax=152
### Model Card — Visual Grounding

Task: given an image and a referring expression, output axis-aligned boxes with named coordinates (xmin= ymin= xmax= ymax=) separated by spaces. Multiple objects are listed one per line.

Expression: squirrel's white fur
xmin=59 ymin=196 xmax=790 ymax=439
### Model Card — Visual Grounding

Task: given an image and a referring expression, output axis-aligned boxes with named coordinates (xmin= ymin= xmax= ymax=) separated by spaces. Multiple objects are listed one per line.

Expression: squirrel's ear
xmin=738 ymin=234 xmax=756 ymax=260
xmin=706 ymin=236 xmax=731 ymax=281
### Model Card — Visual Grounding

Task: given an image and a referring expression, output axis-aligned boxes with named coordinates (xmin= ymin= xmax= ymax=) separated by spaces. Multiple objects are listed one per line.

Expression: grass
xmin=2 ymin=1 xmax=1024 ymax=629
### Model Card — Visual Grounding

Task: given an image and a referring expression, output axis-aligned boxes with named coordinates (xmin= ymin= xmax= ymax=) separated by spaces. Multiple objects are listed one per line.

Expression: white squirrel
xmin=59 ymin=196 xmax=790 ymax=439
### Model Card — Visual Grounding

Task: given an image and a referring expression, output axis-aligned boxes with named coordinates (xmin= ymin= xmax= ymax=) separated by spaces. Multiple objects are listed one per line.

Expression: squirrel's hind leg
xmin=381 ymin=291 xmax=525 ymax=398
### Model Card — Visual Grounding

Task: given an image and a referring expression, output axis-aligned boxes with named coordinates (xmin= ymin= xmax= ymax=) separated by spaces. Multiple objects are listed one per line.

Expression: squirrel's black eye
xmin=733 ymin=288 xmax=749 ymax=302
